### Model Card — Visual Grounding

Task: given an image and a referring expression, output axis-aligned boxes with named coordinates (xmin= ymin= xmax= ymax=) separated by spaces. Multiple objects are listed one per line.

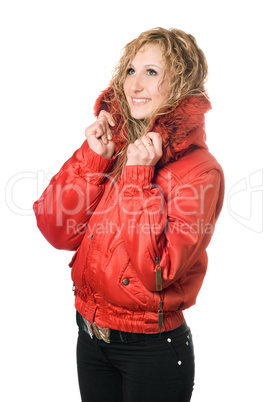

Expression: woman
xmin=33 ymin=28 xmax=224 ymax=402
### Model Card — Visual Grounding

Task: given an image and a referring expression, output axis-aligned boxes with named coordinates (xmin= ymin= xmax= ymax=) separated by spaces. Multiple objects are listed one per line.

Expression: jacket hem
xmin=74 ymin=295 xmax=185 ymax=334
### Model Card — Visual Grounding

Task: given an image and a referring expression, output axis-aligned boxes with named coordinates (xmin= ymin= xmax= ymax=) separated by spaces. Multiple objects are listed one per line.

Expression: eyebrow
xmin=129 ymin=63 xmax=163 ymax=70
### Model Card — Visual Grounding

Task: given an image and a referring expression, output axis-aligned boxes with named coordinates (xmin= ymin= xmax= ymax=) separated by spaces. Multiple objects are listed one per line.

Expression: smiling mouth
xmin=131 ymin=97 xmax=151 ymax=105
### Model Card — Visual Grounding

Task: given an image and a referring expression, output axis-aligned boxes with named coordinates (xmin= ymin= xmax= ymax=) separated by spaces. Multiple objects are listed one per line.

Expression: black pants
xmin=76 ymin=311 xmax=195 ymax=402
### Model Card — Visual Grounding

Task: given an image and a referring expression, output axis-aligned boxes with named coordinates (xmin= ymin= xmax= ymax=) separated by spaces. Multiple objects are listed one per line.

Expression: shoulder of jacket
xmin=155 ymin=147 xmax=224 ymax=190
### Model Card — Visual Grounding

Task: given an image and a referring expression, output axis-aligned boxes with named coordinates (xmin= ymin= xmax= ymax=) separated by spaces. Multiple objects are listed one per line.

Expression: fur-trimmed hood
xmin=94 ymin=87 xmax=212 ymax=168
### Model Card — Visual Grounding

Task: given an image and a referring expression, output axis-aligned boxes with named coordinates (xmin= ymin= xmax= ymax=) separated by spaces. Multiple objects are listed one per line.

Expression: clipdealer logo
xmin=227 ymin=169 xmax=263 ymax=233
xmin=5 ymin=169 xmax=265 ymax=233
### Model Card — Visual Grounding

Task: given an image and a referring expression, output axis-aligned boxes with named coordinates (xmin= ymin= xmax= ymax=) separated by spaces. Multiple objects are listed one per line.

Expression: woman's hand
xmin=126 ymin=132 xmax=163 ymax=166
xmin=85 ymin=110 xmax=115 ymax=158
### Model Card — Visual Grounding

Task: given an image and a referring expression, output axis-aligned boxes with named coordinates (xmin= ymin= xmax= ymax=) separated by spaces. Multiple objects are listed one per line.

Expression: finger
xmin=140 ymin=135 xmax=154 ymax=150
xmin=134 ymin=139 xmax=145 ymax=150
xmin=98 ymin=132 xmax=110 ymax=145
xmin=85 ymin=125 xmax=104 ymax=141
xmin=94 ymin=124 xmax=106 ymax=140
xmin=146 ymin=132 xmax=162 ymax=153
xmin=97 ymin=115 xmax=108 ymax=130
xmin=94 ymin=120 xmax=109 ymax=144
xmin=146 ymin=131 xmax=162 ymax=146
xmin=99 ymin=116 xmax=113 ymax=141
xmin=98 ymin=110 xmax=115 ymax=127
xmin=105 ymin=120 xmax=113 ymax=140
xmin=106 ymin=127 xmax=113 ymax=141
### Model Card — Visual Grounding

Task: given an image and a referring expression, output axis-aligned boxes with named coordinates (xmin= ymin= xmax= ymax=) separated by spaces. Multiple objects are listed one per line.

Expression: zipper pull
xmin=158 ymin=300 xmax=163 ymax=331
xmin=89 ymin=234 xmax=94 ymax=249
xmin=155 ymin=256 xmax=162 ymax=291
xmin=72 ymin=283 xmax=75 ymax=292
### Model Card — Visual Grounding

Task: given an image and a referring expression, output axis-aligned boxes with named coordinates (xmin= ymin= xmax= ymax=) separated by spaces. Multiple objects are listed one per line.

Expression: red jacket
xmin=33 ymin=89 xmax=224 ymax=333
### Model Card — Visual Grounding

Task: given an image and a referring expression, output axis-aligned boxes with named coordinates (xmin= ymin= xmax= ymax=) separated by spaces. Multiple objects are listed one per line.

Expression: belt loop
xmin=119 ymin=331 xmax=126 ymax=343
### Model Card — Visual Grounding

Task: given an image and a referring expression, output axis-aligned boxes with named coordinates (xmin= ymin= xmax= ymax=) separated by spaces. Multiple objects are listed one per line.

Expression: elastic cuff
xmin=76 ymin=146 xmax=114 ymax=184
xmin=122 ymin=165 xmax=155 ymax=187
xmin=85 ymin=147 xmax=114 ymax=173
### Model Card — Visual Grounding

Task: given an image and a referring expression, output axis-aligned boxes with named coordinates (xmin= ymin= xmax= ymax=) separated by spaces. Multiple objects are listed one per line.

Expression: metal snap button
xmin=122 ymin=278 xmax=130 ymax=286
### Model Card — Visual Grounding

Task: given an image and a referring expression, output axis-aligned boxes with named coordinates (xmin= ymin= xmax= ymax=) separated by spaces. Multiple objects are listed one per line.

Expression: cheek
xmin=158 ymin=79 xmax=169 ymax=98
xmin=152 ymin=85 xmax=168 ymax=108
xmin=123 ymin=78 xmax=130 ymax=96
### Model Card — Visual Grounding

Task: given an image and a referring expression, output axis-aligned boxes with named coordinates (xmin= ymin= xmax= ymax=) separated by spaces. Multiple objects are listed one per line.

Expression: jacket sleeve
xmin=119 ymin=164 xmax=223 ymax=291
xmin=33 ymin=140 xmax=114 ymax=250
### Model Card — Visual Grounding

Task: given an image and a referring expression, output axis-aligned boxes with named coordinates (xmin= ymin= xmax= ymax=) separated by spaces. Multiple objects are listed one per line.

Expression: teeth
xmin=132 ymin=98 xmax=150 ymax=103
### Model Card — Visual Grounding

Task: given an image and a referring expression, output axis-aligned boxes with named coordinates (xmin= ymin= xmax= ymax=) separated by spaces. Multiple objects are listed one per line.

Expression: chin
xmin=130 ymin=109 xmax=149 ymax=120
xmin=132 ymin=114 xmax=147 ymax=120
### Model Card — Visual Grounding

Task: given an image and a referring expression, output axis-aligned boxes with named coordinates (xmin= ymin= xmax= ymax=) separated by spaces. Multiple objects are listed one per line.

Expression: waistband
xmin=76 ymin=310 xmax=190 ymax=344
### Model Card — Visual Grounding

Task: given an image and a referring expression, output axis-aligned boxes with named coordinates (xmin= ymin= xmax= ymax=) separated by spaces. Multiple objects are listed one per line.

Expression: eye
xmin=127 ymin=68 xmax=135 ymax=75
xmin=147 ymin=69 xmax=157 ymax=76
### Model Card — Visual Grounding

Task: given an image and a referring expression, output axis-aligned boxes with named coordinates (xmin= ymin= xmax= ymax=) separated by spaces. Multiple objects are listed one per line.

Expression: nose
xmin=130 ymin=74 xmax=143 ymax=93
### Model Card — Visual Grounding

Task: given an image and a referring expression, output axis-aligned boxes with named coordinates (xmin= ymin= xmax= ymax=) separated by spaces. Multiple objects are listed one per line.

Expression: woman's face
xmin=123 ymin=44 xmax=169 ymax=119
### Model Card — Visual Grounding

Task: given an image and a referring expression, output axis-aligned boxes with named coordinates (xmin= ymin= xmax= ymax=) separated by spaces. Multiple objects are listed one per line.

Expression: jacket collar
xmin=94 ymin=87 xmax=211 ymax=167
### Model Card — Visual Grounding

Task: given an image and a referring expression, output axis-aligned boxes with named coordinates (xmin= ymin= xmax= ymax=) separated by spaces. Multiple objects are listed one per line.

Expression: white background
xmin=1 ymin=0 xmax=267 ymax=401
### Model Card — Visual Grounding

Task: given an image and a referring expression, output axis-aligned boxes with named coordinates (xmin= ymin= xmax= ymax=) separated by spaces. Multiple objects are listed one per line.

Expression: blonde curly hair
xmin=105 ymin=27 xmax=208 ymax=177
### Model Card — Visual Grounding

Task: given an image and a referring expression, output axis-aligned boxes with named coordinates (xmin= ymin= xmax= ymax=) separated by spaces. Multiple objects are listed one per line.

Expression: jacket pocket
xmin=99 ymin=240 xmax=149 ymax=309
xmin=69 ymin=247 xmax=86 ymax=293
xmin=118 ymin=261 xmax=150 ymax=309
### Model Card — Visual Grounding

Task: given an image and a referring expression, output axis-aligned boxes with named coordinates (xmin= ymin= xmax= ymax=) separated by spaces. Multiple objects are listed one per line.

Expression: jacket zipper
xmin=155 ymin=255 xmax=164 ymax=331
xmin=145 ymin=209 xmax=164 ymax=330
xmin=72 ymin=234 xmax=94 ymax=292
xmin=158 ymin=299 xmax=164 ymax=331
xmin=155 ymin=256 xmax=162 ymax=291
xmin=88 ymin=234 xmax=94 ymax=249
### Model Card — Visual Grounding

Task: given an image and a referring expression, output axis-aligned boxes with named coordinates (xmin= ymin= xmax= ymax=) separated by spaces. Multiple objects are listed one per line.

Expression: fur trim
xmin=93 ymin=87 xmax=211 ymax=167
